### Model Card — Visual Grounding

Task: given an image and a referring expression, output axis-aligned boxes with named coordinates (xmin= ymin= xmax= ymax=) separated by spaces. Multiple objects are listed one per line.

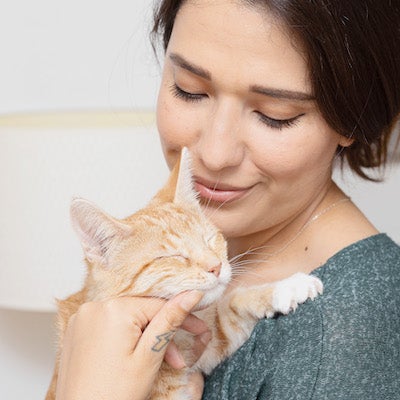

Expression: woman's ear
xmin=338 ymin=134 xmax=355 ymax=148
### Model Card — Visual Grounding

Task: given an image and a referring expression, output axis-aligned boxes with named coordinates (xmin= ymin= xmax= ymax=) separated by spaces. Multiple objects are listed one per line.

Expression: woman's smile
xmin=194 ymin=178 xmax=256 ymax=204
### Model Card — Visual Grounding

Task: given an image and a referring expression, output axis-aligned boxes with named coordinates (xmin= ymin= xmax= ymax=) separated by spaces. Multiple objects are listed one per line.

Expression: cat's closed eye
xmin=166 ymin=254 xmax=189 ymax=263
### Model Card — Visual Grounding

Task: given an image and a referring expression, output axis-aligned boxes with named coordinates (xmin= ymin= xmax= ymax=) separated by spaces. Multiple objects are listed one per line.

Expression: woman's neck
xmin=225 ymin=182 xmax=367 ymax=285
xmin=227 ymin=181 xmax=343 ymax=259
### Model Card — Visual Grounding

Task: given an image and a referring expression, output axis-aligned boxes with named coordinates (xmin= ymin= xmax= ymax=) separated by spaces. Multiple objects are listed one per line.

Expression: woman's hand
xmin=55 ymin=291 xmax=209 ymax=400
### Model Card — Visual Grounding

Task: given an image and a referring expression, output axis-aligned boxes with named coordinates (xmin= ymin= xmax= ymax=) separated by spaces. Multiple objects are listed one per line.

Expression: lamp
xmin=0 ymin=110 xmax=168 ymax=312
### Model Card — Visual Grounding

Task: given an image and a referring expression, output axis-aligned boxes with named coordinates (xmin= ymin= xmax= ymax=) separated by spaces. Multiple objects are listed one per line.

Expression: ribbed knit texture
xmin=203 ymin=234 xmax=400 ymax=399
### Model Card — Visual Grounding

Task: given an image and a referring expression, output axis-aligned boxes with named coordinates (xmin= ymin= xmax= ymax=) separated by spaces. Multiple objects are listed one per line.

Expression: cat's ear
xmin=70 ymin=198 xmax=131 ymax=265
xmin=173 ymin=147 xmax=200 ymax=208
xmin=151 ymin=147 xmax=201 ymax=207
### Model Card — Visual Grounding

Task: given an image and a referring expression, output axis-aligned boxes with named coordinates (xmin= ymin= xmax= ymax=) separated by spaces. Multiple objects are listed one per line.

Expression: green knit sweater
xmin=203 ymin=234 xmax=400 ymax=399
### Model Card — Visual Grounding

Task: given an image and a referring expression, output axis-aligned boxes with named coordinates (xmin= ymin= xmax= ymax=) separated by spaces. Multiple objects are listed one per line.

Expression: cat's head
xmin=70 ymin=148 xmax=231 ymax=309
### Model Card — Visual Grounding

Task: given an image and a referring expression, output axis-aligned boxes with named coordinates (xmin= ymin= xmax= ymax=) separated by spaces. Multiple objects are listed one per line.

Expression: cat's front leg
xmin=269 ymin=272 xmax=323 ymax=315
xmin=229 ymin=272 xmax=323 ymax=320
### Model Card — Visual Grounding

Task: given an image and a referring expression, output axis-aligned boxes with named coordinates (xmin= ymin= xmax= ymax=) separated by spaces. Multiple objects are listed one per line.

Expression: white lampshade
xmin=0 ymin=111 xmax=168 ymax=312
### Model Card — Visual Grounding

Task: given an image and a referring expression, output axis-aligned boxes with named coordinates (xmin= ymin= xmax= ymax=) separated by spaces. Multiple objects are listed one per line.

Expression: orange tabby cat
xmin=46 ymin=148 xmax=322 ymax=400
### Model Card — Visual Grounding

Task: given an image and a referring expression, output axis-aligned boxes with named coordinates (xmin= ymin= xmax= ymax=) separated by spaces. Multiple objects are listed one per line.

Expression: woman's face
xmin=157 ymin=0 xmax=349 ymax=240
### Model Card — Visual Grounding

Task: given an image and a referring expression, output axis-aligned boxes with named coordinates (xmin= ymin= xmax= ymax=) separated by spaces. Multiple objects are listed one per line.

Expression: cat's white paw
xmin=272 ymin=273 xmax=323 ymax=315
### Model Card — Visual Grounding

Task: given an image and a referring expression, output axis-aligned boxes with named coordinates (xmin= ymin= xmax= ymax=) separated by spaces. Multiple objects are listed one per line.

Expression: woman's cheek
xmin=157 ymin=95 xmax=202 ymax=162
xmin=157 ymin=96 xmax=189 ymax=169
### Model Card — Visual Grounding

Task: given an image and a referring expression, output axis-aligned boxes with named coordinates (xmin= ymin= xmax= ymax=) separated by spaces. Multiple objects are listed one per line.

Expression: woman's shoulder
xmin=245 ymin=232 xmax=400 ymax=363
xmin=314 ymin=233 xmax=400 ymax=290
xmin=311 ymin=233 xmax=400 ymax=340
xmin=250 ymin=233 xmax=400 ymax=356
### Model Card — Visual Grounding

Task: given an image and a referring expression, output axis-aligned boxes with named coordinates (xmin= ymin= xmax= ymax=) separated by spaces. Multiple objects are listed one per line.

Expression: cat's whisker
xmin=229 ymin=251 xmax=272 ymax=264
xmin=203 ymin=174 xmax=221 ymax=213
xmin=231 ymin=257 xmax=271 ymax=265
xmin=231 ymin=269 xmax=266 ymax=277
xmin=228 ymin=244 xmax=276 ymax=264
xmin=215 ymin=197 xmax=231 ymax=213
xmin=227 ymin=276 xmax=245 ymax=285
xmin=227 ymin=270 xmax=266 ymax=284
xmin=205 ymin=196 xmax=231 ymax=220
xmin=231 ymin=259 xmax=272 ymax=268
xmin=229 ymin=264 xmax=269 ymax=275
xmin=230 ymin=270 xmax=266 ymax=279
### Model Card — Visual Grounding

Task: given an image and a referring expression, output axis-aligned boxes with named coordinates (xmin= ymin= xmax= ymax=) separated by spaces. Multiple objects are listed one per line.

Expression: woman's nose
xmin=197 ymin=100 xmax=245 ymax=171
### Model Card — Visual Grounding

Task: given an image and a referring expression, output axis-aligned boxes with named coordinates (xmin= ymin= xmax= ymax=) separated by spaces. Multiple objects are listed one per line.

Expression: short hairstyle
xmin=152 ymin=0 xmax=400 ymax=180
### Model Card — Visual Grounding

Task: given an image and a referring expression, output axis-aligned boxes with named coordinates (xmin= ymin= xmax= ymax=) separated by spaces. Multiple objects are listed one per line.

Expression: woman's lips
xmin=194 ymin=180 xmax=252 ymax=203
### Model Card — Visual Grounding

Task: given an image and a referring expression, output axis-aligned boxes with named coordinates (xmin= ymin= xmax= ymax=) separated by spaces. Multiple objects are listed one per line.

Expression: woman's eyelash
xmin=170 ymin=83 xmax=206 ymax=102
xmin=170 ymin=83 xmax=303 ymax=130
xmin=256 ymin=111 xmax=304 ymax=130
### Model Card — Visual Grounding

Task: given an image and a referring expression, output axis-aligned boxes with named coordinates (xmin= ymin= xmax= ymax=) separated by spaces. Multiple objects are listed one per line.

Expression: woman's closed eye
xmin=170 ymin=82 xmax=304 ymax=130
xmin=170 ymin=83 xmax=207 ymax=103
xmin=255 ymin=111 xmax=304 ymax=130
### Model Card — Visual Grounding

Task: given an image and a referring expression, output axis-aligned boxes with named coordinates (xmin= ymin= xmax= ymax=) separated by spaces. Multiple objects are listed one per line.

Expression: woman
xmin=56 ymin=0 xmax=400 ymax=399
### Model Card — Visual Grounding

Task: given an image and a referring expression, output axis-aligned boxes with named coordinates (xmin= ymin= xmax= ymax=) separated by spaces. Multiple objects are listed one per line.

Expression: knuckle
xmin=164 ymin=303 xmax=188 ymax=330
xmin=100 ymin=298 xmax=121 ymax=314
xmin=75 ymin=298 xmax=123 ymax=324
xmin=76 ymin=301 xmax=97 ymax=317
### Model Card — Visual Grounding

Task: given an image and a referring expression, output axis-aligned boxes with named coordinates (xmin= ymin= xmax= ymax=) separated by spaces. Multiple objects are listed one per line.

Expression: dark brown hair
xmin=152 ymin=0 xmax=400 ymax=180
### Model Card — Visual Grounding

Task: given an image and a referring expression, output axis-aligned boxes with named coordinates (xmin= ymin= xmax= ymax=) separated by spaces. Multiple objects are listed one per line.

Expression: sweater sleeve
xmin=203 ymin=234 xmax=400 ymax=400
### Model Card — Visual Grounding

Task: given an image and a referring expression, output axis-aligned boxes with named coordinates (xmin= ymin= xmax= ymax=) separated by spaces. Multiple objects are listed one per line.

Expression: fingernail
xmin=179 ymin=291 xmax=204 ymax=312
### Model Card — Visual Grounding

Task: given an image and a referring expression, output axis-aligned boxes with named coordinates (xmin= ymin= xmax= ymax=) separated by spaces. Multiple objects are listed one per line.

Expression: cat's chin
xmin=193 ymin=284 xmax=227 ymax=311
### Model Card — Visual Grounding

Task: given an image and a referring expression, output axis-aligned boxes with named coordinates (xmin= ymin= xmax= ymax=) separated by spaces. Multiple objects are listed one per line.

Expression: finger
xmin=180 ymin=314 xmax=212 ymax=366
xmin=181 ymin=313 xmax=210 ymax=336
xmin=164 ymin=341 xmax=186 ymax=369
xmin=131 ymin=291 xmax=204 ymax=381
xmin=191 ymin=329 xmax=212 ymax=365
xmin=164 ymin=313 xmax=211 ymax=369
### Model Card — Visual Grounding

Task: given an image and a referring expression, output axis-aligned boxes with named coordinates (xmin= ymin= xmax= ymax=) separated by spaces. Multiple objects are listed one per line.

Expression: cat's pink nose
xmin=208 ymin=263 xmax=221 ymax=277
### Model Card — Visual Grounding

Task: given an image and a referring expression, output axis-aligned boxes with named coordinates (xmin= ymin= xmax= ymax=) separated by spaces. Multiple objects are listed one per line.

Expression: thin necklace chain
xmin=268 ymin=197 xmax=351 ymax=257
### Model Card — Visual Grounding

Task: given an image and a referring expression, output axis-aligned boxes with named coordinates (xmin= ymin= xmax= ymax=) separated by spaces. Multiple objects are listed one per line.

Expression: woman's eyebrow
xmin=250 ymin=85 xmax=315 ymax=102
xmin=169 ymin=52 xmax=315 ymax=102
xmin=169 ymin=53 xmax=211 ymax=80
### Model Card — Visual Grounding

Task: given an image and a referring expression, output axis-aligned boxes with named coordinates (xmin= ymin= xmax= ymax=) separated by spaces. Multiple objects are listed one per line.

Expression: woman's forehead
xmin=169 ymin=0 xmax=311 ymax=95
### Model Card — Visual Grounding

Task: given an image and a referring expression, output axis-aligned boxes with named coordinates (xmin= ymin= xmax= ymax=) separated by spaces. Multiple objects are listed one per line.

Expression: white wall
xmin=0 ymin=0 xmax=159 ymax=114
